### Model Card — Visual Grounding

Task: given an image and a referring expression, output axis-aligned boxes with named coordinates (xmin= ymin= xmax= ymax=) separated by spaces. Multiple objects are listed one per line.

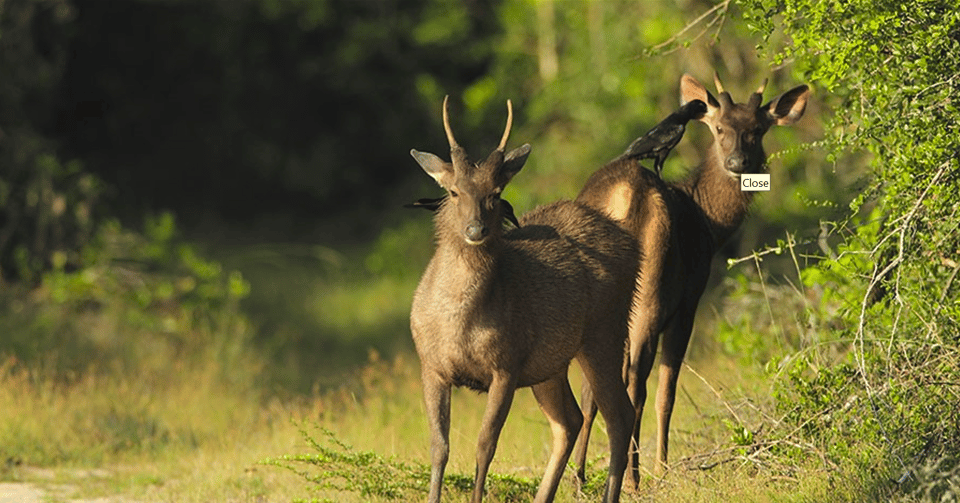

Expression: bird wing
xmin=403 ymin=196 xmax=446 ymax=211
xmin=624 ymin=121 xmax=684 ymax=159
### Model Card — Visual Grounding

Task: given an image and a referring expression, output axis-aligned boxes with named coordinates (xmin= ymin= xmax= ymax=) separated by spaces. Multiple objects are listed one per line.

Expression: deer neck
xmin=432 ymin=213 xmax=501 ymax=302
xmin=680 ymin=160 xmax=754 ymax=246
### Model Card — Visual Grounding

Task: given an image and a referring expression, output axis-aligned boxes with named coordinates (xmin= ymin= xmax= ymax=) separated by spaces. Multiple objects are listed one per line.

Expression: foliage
xmin=1 ymin=0 xmax=259 ymax=387
xmin=262 ymin=424 xmax=430 ymax=501
xmin=0 ymin=0 xmax=95 ymax=282
xmin=741 ymin=0 xmax=960 ymax=496
xmin=0 ymin=211 xmax=255 ymax=386
xmin=52 ymin=0 xmax=502 ymax=228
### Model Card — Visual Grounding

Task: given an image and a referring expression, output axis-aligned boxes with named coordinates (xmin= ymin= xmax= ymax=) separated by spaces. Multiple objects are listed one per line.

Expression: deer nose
xmin=464 ymin=221 xmax=488 ymax=245
xmin=725 ymin=154 xmax=746 ymax=172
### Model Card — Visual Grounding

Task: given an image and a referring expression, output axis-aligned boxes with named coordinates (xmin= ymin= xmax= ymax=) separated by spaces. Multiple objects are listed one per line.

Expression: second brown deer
xmin=410 ymin=96 xmax=638 ymax=502
xmin=571 ymin=73 xmax=810 ymax=485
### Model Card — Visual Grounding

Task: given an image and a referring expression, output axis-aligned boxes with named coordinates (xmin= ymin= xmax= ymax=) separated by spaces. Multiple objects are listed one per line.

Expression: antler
xmin=497 ymin=99 xmax=513 ymax=152
xmin=747 ymin=78 xmax=768 ymax=109
xmin=713 ymin=71 xmax=725 ymax=94
xmin=442 ymin=95 xmax=459 ymax=150
xmin=713 ymin=71 xmax=734 ymax=108
xmin=756 ymin=78 xmax=768 ymax=95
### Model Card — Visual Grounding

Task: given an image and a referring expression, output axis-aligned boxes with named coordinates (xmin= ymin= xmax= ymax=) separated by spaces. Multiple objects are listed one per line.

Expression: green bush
xmin=1 ymin=212 xmax=254 ymax=384
xmin=742 ymin=0 xmax=960 ymax=497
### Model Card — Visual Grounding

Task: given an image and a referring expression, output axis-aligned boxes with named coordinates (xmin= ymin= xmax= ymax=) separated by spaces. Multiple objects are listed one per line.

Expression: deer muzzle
xmin=464 ymin=220 xmax=489 ymax=245
xmin=724 ymin=153 xmax=747 ymax=173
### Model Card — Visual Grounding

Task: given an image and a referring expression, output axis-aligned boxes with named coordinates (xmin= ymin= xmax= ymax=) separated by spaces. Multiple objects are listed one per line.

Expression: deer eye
xmin=715 ymin=126 xmax=724 ymax=134
xmin=449 ymin=189 xmax=459 ymax=198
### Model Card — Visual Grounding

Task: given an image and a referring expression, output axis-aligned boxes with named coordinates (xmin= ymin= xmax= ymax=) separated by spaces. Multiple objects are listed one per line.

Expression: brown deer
xmin=409 ymin=96 xmax=638 ymax=502
xmin=571 ymin=73 xmax=810 ymax=485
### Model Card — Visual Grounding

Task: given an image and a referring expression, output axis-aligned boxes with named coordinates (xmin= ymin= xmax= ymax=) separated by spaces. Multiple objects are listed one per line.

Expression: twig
xmin=639 ymin=0 xmax=732 ymax=57
xmin=850 ymin=160 xmax=953 ymax=483
xmin=936 ymin=259 xmax=960 ymax=307
xmin=754 ymin=251 xmax=789 ymax=353
xmin=856 ymin=159 xmax=951 ymax=386
xmin=683 ymin=363 xmax=743 ymax=427
xmin=680 ymin=383 xmax=704 ymax=418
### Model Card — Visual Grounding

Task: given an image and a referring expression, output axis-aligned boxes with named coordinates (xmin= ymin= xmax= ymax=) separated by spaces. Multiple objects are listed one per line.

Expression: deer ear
xmin=410 ymin=149 xmax=451 ymax=186
xmin=764 ymin=84 xmax=810 ymax=126
xmin=500 ymin=144 xmax=531 ymax=185
xmin=680 ymin=74 xmax=720 ymax=112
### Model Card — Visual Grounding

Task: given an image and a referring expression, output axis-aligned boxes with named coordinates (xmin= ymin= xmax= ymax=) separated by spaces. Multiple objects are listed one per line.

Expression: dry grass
xmin=1 ymin=343 xmax=835 ymax=503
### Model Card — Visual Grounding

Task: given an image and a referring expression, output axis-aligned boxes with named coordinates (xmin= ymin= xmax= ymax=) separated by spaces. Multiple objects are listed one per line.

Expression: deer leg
xmin=530 ymin=375 xmax=583 ymax=503
xmin=623 ymin=318 xmax=661 ymax=489
xmin=654 ymin=312 xmax=695 ymax=475
xmin=472 ymin=373 xmax=518 ymax=503
xmin=571 ymin=377 xmax=597 ymax=485
xmin=422 ymin=372 xmax=452 ymax=503
xmin=577 ymin=348 xmax=633 ymax=503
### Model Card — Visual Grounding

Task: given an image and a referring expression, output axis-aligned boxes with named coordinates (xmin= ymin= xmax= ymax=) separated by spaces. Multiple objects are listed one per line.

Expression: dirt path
xmin=0 ymin=479 xmax=139 ymax=503
xmin=0 ymin=483 xmax=43 ymax=503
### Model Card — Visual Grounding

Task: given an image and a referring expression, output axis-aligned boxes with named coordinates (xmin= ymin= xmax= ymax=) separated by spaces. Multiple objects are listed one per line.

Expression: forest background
xmin=1 ymin=0 xmax=957 ymax=501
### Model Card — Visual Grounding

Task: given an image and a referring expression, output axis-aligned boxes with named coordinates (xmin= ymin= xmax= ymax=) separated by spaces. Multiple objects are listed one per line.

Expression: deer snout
xmin=724 ymin=153 xmax=747 ymax=173
xmin=464 ymin=220 xmax=489 ymax=245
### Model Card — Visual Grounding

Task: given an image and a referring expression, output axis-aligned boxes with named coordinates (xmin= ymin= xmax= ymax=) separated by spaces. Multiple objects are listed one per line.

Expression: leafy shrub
xmin=0 ymin=0 xmax=88 ymax=283
xmin=0 ymin=212 xmax=254 ymax=383
xmin=742 ymin=0 xmax=960 ymax=497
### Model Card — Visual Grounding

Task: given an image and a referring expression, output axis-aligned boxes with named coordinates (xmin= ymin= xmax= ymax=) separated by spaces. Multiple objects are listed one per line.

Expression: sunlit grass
xmin=0 ymin=356 xmax=263 ymax=469
xmin=253 ymin=350 xmax=847 ymax=503
xmin=1 ymin=337 xmax=874 ymax=503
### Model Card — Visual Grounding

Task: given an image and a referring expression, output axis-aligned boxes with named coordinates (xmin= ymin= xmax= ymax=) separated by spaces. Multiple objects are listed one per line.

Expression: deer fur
xmin=410 ymin=96 xmax=638 ymax=503
xmin=571 ymin=73 xmax=810 ymax=485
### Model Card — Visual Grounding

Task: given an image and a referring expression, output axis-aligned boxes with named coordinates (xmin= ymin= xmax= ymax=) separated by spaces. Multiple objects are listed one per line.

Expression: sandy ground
xmin=0 ymin=482 xmax=136 ymax=503
xmin=0 ymin=466 xmax=140 ymax=503
xmin=0 ymin=483 xmax=43 ymax=503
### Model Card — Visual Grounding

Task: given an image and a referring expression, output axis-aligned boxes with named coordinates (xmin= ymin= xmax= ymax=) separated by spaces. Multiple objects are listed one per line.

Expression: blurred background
xmin=0 ymin=0 xmax=847 ymax=397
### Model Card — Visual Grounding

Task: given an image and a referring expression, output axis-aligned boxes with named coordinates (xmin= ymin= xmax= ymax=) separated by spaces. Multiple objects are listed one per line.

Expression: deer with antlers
xmin=410 ymin=96 xmax=639 ymax=502
xmin=571 ymin=73 xmax=810 ymax=485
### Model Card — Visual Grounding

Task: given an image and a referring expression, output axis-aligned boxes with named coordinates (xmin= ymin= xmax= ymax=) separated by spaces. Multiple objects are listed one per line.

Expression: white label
xmin=740 ymin=173 xmax=771 ymax=191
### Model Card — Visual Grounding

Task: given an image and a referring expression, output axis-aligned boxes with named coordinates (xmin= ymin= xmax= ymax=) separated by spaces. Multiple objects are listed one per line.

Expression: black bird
xmin=404 ymin=196 xmax=521 ymax=228
xmin=623 ymin=99 xmax=707 ymax=179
